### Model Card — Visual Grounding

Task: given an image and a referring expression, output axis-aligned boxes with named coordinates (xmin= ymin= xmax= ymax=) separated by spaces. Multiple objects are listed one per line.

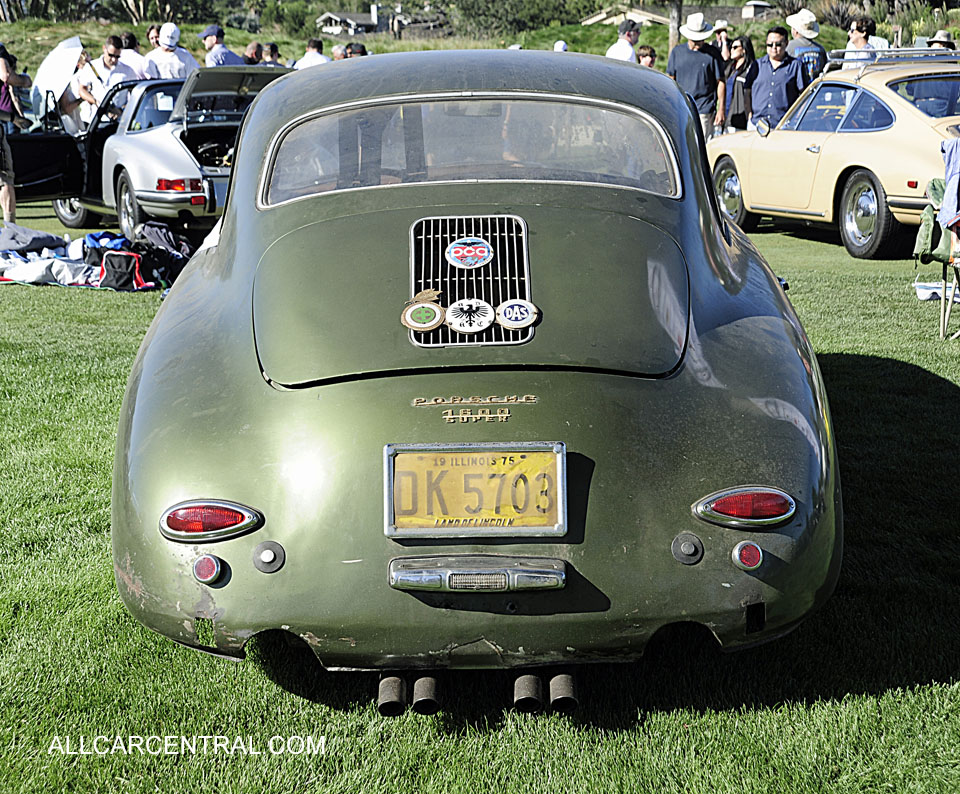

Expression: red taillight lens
xmin=191 ymin=196 xmax=205 ymax=205
xmin=693 ymin=487 xmax=795 ymax=527
xmin=189 ymin=179 xmax=203 ymax=192
xmin=156 ymin=178 xmax=187 ymax=191
xmin=907 ymin=180 xmax=918 ymax=189
xmin=711 ymin=491 xmax=792 ymax=520
xmin=193 ymin=554 xmax=222 ymax=583
xmin=160 ymin=501 xmax=262 ymax=542
xmin=166 ymin=505 xmax=245 ymax=533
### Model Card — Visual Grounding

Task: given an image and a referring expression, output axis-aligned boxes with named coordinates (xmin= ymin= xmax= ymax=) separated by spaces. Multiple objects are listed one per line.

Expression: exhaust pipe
xmin=411 ymin=676 xmax=440 ymax=715
xmin=513 ymin=673 xmax=544 ymax=713
xmin=377 ymin=674 xmax=407 ymax=717
xmin=548 ymin=671 xmax=578 ymax=714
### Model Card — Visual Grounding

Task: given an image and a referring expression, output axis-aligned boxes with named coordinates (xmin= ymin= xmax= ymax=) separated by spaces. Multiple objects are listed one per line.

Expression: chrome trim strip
xmin=389 ymin=555 xmax=566 ymax=591
xmin=692 ymin=486 xmax=796 ymax=529
xmin=159 ymin=499 xmax=264 ymax=542
xmin=383 ymin=441 xmax=567 ymax=538
xmin=256 ymin=90 xmax=683 ymax=210
xmin=887 ymin=197 xmax=929 ymax=209
xmin=750 ymin=205 xmax=826 ymax=217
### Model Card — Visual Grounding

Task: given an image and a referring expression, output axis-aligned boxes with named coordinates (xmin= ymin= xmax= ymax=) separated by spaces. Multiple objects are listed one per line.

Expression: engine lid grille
xmin=409 ymin=215 xmax=533 ymax=347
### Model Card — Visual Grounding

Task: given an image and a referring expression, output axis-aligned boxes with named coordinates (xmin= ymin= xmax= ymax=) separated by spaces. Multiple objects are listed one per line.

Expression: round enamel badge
xmin=444 ymin=237 xmax=494 ymax=270
xmin=446 ymin=298 xmax=495 ymax=333
xmin=401 ymin=301 xmax=445 ymax=331
xmin=496 ymin=299 xmax=539 ymax=330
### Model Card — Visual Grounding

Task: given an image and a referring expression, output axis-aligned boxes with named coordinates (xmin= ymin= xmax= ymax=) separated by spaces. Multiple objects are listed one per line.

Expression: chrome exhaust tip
xmin=548 ymin=671 xmax=578 ymax=715
xmin=513 ymin=673 xmax=544 ymax=713
xmin=377 ymin=674 xmax=407 ymax=717
xmin=411 ymin=676 xmax=440 ymax=715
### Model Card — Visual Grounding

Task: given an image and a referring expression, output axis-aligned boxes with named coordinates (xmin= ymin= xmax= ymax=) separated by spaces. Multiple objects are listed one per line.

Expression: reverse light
xmin=693 ymin=487 xmax=796 ymax=528
xmin=156 ymin=178 xmax=203 ymax=192
xmin=160 ymin=500 xmax=263 ymax=542
xmin=732 ymin=541 xmax=763 ymax=571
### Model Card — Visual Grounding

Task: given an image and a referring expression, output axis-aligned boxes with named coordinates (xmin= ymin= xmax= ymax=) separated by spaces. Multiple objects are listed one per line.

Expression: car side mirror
xmin=756 ymin=118 xmax=771 ymax=137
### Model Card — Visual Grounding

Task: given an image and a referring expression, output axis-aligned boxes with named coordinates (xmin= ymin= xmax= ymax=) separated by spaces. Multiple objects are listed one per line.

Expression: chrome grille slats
xmin=409 ymin=215 xmax=533 ymax=347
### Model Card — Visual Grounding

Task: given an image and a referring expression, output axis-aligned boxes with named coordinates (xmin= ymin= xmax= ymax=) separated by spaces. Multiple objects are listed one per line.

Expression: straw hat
xmin=713 ymin=19 xmax=730 ymax=33
xmin=679 ymin=12 xmax=714 ymax=41
xmin=785 ymin=8 xmax=820 ymax=39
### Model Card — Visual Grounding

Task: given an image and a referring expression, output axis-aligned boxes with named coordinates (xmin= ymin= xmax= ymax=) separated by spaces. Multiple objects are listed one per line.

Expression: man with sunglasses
xmin=76 ymin=35 xmax=137 ymax=126
xmin=751 ymin=26 xmax=807 ymax=129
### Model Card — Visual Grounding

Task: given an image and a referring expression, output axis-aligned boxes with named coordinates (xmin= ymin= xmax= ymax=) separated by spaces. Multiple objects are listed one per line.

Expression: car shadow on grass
xmin=251 ymin=354 xmax=960 ymax=729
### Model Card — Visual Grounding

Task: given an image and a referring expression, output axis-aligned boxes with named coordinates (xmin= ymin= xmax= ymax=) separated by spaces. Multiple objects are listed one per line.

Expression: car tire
xmin=712 ymin=156 xmax=759 ymax=232
xmin=116 ymin=170 xmax=145 ymax=241
xmin=52 ymin=198 xmax=101 ymax=229
xmin=839 ymin=168 xmax=900 ymax=259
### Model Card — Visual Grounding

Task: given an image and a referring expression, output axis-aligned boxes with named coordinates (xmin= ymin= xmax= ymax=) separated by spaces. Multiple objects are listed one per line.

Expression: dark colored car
xmin=112 ymin=50 xmax=842 ymax=714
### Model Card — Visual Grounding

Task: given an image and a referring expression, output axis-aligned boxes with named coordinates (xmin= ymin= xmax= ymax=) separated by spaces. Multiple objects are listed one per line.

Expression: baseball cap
xmin=198 ymin=24 xmax=224 ymax=39
xmin=159 ymin=22 xmax=180 ymax=48
xmin=618 ymin=19 xmax=640 ymax=35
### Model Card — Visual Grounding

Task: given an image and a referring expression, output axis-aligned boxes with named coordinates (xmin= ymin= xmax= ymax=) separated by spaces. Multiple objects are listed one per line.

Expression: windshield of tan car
xmin=889 ymin=76 xmax=960 ymax=117
xmin=264 ymin=98 xmax=679 ymax=204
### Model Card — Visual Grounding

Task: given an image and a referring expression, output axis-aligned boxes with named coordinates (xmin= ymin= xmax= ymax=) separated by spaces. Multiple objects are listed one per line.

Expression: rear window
xmin=889 ymin=75 xmax=960 ymax=117
xmin=264 ymin=97 xmax=679 ymax=204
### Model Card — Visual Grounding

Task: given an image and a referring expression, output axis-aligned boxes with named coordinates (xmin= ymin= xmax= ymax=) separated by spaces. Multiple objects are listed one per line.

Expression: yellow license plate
xmin=385 ymin=443 xmax=566 ymax=537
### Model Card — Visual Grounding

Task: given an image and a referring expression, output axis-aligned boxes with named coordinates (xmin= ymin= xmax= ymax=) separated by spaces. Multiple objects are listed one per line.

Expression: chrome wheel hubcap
xmin=715 ymin=166 xmax=742 ymax=219
xmin=844 ymin=181 xmax=877 ymax=246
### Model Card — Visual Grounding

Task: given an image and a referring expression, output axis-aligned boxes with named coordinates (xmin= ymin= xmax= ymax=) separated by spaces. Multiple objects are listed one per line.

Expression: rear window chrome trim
xmin=256 ymin=90 xmax=683 ymax=210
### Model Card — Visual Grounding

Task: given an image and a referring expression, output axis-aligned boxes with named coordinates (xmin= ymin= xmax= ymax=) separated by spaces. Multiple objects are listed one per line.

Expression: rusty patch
xmin=300 ymin=631 xmax=322 ymax=648
xmin=115 ymin=553 xmax=146 ymax=601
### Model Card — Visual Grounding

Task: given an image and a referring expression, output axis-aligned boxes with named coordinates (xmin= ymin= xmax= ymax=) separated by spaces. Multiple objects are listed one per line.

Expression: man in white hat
xmin=144 ymin=23 xmax=200 ymax=80
xmin=712 ymin=19 xmax=731 ymax=61
xmin=667 ymin=13 xmax=725 ymax=140
xmin=605 ymin=19 xmax=640 ymax=63
xmin=786 ymin=8 xmax=826 ymax=83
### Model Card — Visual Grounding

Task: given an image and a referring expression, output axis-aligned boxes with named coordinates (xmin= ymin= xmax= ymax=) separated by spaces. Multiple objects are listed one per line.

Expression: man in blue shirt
xmin=667 ymin=13 xmax=726 ymax=140
xmin=198 ymin=24 xmax=244 ymax=67
xmin=752 ymin=26 xmax=807 ymax=128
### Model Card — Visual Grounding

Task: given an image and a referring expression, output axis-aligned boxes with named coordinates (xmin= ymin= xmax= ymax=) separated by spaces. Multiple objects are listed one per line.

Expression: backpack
xmin=98 ymin=250 xmax=152 ymax=291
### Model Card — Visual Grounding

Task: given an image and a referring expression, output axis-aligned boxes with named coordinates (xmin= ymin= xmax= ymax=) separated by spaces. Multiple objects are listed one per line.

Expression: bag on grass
xmin=98 ymin=251 xmax=152 ymax=291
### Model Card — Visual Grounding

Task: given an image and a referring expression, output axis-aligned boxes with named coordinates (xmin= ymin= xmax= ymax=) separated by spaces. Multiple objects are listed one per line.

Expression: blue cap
xmin=198 ymin=24 xmax=224 ymax=39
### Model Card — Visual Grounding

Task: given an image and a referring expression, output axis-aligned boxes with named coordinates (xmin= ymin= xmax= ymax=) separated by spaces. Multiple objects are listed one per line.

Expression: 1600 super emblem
xmin=444 ymin=237 xmax=494 ymax=270
xmin=446 ymin=299 xmax=495 ymax=333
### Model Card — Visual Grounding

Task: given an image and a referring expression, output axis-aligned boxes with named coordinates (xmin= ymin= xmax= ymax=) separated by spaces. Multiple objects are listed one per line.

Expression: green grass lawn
xmin=1 ymin=204 xmax=959 ymax=792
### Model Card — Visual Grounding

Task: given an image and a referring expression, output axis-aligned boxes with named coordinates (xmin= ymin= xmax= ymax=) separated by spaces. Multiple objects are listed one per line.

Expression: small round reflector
xmin=193 ymin=554 xmax=222 ymax=584
xmin=693 ymin=487 xmax=795 ymax=528
xmin=732 ymin=541 xmax=763 ymax=571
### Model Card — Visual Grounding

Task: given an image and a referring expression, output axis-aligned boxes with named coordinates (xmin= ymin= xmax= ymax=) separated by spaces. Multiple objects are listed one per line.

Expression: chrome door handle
xmin=806 ymin=144 xmax=821 ymax=153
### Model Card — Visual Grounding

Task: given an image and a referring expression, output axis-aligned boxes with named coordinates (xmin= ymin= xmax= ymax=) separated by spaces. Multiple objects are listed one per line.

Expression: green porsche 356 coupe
xmin=112 ymin=49 xmax=842 ymax=715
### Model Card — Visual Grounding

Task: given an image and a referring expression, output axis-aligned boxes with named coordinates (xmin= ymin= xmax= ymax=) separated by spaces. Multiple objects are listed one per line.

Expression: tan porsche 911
xmin=707 ymin=51 xmax=959 ymax=258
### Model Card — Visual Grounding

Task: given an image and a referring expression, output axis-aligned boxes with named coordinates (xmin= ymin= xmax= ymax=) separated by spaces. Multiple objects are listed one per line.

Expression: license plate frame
xmin=384 ymin=441 xmax=567 ymax=538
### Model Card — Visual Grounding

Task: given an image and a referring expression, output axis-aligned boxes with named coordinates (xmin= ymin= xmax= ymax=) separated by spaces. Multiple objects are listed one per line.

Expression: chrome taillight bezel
xmin=159 ymin=500 xmax=263 ymax=543
xmin=692 ymin=486 xmax=796 ymax=529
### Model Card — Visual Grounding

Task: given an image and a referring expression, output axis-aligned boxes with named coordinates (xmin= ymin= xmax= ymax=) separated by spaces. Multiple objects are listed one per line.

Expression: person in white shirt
xmin=295 ymin=39 xmax=331 ymax=69
xmin=605 ymin=19 xmax=640 ymax=62
xmin=144 ymin=23 xmax=200 ymax=80
xmin=76 ymin=36 xmax=138 ymax=125
xmin=119 ymin=31 xmax=159 ymax=80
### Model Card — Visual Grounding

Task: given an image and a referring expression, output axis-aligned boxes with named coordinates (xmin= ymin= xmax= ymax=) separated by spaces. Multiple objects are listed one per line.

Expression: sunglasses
xmin=104 ymin=49 xmax=121 ymax=58
xmin=766 ymin=41 xmax=785 ymax=47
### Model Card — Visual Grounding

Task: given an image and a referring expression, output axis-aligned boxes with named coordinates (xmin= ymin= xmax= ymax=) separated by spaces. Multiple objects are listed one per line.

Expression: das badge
xmin=496 ymin=299 xmax=539 ymax=330
xmin=444 ymin=237 xmax=494 ymax=270
xmin=401 ymin=289 xmax=445 ymax=331
xmin=446 ymin=298 xmax=495 ymax=333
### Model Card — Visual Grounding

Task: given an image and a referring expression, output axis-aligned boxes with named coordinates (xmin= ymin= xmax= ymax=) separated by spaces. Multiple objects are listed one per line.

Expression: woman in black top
xmin=723 ymin=36 xmax=758 ymax=132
